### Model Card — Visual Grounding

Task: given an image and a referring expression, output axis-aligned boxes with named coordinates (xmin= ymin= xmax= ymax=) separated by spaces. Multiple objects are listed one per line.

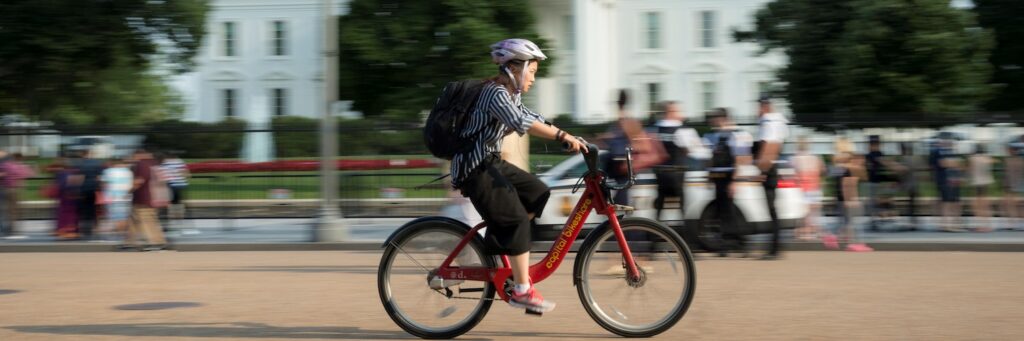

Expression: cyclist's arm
xmin=485 ymin=86 xmax=540 ymax=135
xmin=527 ymin=121 xmax=588 ymax=152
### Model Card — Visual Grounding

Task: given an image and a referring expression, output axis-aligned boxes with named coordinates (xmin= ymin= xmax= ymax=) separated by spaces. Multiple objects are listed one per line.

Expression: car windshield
xmin=561 ymin=157 xmax=591 ymax=180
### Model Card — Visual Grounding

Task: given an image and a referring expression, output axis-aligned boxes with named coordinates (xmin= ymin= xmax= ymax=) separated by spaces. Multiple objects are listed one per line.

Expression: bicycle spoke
xmin=379 ymin=223 xmax=497 ymax=339
xmin=576 ymin=220 xmax=695 ymax=337
xmin=390 ymin=240 xmax=432 ymax=273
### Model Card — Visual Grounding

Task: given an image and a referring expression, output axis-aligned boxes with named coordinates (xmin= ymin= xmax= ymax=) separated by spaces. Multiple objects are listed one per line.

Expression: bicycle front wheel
xmin=378 ymin=219 xmax=496 ymax=339
xmin=574 ymin=217 xmax=696 ymax=337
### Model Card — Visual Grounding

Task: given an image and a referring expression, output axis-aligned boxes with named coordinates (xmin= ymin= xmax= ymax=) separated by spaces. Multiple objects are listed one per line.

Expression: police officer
xmin=753 ymin=95 xmax=789 ymax=260
xmin=703 ymin=108 xmax=753 ymax=256
xmin=652 ymin=101 xmax=709 ymax=221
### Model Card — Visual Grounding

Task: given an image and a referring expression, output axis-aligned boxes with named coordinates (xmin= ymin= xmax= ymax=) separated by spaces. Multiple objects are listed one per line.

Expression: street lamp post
xmin=314 ymin=0 xmax=348 ymax=241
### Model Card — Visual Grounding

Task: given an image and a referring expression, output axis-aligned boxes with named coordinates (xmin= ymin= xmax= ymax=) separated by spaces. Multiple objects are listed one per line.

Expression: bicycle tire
xmin=573 ymin=217 xmax=696 ymax=337
xmin=378 ymin=218 xmax=496 ymax=339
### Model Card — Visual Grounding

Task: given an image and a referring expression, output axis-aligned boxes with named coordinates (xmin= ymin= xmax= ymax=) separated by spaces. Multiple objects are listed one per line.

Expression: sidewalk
xmin=1 ymin=216 xmax=1023 ymax=252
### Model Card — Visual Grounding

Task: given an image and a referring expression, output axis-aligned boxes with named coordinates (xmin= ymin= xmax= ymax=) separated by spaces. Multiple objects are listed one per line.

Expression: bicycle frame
xmin=434 ymin=170 xmax=641 ymax=301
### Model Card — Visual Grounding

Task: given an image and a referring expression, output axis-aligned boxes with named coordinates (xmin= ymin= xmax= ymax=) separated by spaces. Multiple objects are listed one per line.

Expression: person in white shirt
xmin=651 ymin=101 xmax=709 ymax=221
xmin=754 ymin=95 xmax=789 ymax=260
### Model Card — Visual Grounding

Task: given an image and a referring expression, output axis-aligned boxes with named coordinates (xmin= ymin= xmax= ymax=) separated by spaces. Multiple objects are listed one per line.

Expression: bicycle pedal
xmin=525 ymin=309 xmax=543 ymax=316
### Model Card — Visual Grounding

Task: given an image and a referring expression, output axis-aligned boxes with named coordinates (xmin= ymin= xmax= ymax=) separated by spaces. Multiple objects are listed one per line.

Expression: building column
xmin=574 ymin=0 xmax=618 ymax=124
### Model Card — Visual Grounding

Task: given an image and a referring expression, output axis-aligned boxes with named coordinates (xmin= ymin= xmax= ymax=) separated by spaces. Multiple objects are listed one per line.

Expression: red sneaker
xmin=822 ymin=234 xmax=839 ymax=250
xmin=845 ymin=243 xmax=874 ymax=252
xmin=509 ymin=286 xmax=556 ymax=313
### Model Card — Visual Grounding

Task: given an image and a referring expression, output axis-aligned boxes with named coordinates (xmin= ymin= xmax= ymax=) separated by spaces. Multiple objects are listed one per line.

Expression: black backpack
xmin=711 ymin=131 xmax=736 ymax=170
xmin=423 ymin=80 xmax=487 ymax=159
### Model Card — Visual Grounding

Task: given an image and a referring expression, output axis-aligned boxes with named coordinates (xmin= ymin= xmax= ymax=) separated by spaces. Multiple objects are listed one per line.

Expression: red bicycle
xmin=378 ymin=143 xmax=696 ymax=338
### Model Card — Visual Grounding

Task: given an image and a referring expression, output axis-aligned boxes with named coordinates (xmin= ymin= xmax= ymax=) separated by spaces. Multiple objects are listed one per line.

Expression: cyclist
xmin=451 ymin=38 xmax=587 ymax=313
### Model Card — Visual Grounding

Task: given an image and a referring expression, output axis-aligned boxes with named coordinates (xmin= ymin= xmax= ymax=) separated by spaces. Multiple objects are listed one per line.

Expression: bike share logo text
xmin=546 ymin=198 xmax=591 ymax=269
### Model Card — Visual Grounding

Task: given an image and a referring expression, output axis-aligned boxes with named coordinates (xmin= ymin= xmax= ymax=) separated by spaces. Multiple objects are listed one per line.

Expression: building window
xmin=647 ymin=83 xmax=661 ymax=113
xmin=271 ymin=88 xmax=288 ymax=116
xmin=644 ymin=12 xmax=661 ymax=49
xmin=563 ymin=15 xmax=575 ymax=51
xmin=223 ymin=22 xmax=237 ymax=57
xmin=270 ymin=21 xmax=287 ymax=56
xmin=758 ymin=81 xmax=772 ymax=97
xmin=700 ymin=81 xmax=716 ymax=111
xmin=223 ymin=89 xmax=237 ymax=118
xmin=700 ymin=11 xmax=716 ymax=48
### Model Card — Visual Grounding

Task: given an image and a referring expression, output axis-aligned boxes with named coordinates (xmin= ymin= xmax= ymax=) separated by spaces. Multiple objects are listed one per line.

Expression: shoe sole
xmin=508 ymin=301 xmax=555 ymax=313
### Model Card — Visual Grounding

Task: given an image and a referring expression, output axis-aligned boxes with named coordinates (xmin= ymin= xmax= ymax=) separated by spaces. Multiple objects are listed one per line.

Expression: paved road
xmin=1 ymin=251 xmax=1021 ymax=340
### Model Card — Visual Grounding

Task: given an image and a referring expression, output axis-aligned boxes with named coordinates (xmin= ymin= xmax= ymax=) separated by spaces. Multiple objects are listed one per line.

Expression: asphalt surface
xmin=1 ymin=251 xmax=1021 ymax=340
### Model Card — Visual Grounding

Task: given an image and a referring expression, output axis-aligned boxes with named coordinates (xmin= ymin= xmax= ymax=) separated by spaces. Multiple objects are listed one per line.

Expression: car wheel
xmin=695 ymin=202 xmax=747 ymax=253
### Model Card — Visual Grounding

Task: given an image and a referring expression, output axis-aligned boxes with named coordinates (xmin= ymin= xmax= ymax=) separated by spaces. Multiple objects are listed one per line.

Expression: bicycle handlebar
xmin=563 ymin=139 xmax=636 ymax=191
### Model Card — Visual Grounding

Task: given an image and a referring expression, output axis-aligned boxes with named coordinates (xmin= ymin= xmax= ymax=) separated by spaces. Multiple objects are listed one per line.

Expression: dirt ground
xmin=1 ymin=251 xmax=1021 ymax=340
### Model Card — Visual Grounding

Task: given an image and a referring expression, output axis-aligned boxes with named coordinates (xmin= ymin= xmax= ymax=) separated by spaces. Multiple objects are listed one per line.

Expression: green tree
xmin=338 ymin=0 xmax=552 ymax=120
xmin=736 ymin=0 xmax=993 ymax=126
xmin=0 ymin=0 xmax=207 ymax=125
xmin=974 ymin=0 xmax=1024 ymax=114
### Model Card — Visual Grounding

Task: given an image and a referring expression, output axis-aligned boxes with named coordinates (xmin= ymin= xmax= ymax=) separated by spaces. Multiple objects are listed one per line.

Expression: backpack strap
xmin=414 ymin=173 xmax=451 ymax=190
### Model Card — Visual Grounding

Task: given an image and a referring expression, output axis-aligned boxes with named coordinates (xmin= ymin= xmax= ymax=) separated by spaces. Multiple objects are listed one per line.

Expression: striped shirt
xmin=450 ymin=81 xmax=545 ymax=187
xmin=159 ymin=158 xmax=189 ymax=188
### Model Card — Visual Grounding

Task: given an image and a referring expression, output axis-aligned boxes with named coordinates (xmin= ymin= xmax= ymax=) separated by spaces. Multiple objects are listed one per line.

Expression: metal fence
xmin=3 ymin=121 xmax=1023 ymax=223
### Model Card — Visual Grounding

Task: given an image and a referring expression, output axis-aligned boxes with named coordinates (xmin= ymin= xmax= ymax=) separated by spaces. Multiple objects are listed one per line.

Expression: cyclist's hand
xmin=562 ymin=134 xmax=589 ymax=153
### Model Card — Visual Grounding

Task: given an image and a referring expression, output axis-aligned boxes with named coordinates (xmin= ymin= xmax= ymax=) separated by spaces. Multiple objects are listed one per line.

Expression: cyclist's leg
xmin=486 ymin=159 xmax=557 ymax=312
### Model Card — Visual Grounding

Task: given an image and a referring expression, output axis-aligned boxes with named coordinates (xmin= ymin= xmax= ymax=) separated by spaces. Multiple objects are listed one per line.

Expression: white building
xmin=173 ymin=0 xmax=347 ymax=123
xmin=529 ymin=0 xmax=788 ymax=124
xmin=173 ymin=0 xmax=787 ymax=125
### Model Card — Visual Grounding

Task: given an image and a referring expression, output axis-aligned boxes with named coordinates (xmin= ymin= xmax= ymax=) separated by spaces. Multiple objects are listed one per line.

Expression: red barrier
xmin=187 ymin=159 xmax=440 ymax=173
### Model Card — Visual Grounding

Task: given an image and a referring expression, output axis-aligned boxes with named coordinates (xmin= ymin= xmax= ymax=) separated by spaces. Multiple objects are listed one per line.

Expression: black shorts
xmin=939 ymin=183 xmax=960 ymax=203
xmin=654 ymin=170 xmax=684 ymax=199
xmin=170 ymin=186 xmax=186 ymax=205
xmin=459 ymin=156 xmax=550 ymax=255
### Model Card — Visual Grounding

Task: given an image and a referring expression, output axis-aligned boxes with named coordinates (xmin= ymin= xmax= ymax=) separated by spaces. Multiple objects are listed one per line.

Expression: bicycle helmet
xmin=490 ymin=38 xmax=547 ymax=64
xmin=490 ymin=39 xmax=547 ymax=94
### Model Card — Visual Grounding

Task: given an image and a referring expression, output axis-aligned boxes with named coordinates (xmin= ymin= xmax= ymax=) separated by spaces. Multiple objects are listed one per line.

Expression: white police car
xmin=533 ymin=152 xmax=808 ymax=251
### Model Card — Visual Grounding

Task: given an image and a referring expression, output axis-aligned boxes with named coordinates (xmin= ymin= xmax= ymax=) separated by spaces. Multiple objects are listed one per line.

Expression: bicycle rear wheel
xmin=574 ymin=217 xmax=696 ymax=337
xmin=378 ymin=219 xmax=496 ymax=339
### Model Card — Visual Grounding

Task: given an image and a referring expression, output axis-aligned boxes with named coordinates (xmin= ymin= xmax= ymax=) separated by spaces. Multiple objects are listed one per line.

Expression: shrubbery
xmin=142 ymin=115 xmax=623 ymax=159
xmin=142 ymin=119 xmax=246 ymax=158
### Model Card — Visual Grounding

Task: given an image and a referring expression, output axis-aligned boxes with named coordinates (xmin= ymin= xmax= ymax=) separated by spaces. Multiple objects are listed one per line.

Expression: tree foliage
xmin=974 ymin=0 xmax=1024 ymax=113
xmin=0 ymin=0 xmax=208 ymax=125
xmin=736 ymin=0 xmax=993 ymax=126
xmin=338 ymin=0 xmax=552 ymax=120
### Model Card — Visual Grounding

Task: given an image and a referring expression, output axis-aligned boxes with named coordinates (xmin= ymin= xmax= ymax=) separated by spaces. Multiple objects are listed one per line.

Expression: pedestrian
xmin=449 ymin=38 xmax=588 ymax=313
xmin=1 ymin=153 xmax=34 ymax=239
xmin=967 ymin=144 xmax=995 ymax=232
xmin=158 ymin=152 xmax=191 ymax=232
xmin=73 ymin=149 xmax=106 ymax=240
xmin=600 ymin=91 xmax=665 ymax=206
xmin=50 ymin=159 xmax=81 ymax=240
xmin=753 ymin=95 xmax=789 ymax=260
xmin=896 ymin=142 xmax=920 ymax=231
xmin=865 ymin=135 xmax=902 ymax=231
xmin=651 ymin=101 xmax=708 ymax=221
xmin=703 ymin=108 xmax=754 ymax=257
xmin=822 ymin=138 xmax=873 ymax=252
xmin=932 ymin=138 xmax=964 ymax=232
xmin=1002 ymin=136 xmax=1024 ymax=230
xmin=125 ymin=148 xmax=168 ymax=251
xmin=100 ymin=156 xmax=134 ymax=239
xmin=791 ymin=137 xmax=825 ymax=240
xmin=0 ymin=151 xmax=9 ymax=239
